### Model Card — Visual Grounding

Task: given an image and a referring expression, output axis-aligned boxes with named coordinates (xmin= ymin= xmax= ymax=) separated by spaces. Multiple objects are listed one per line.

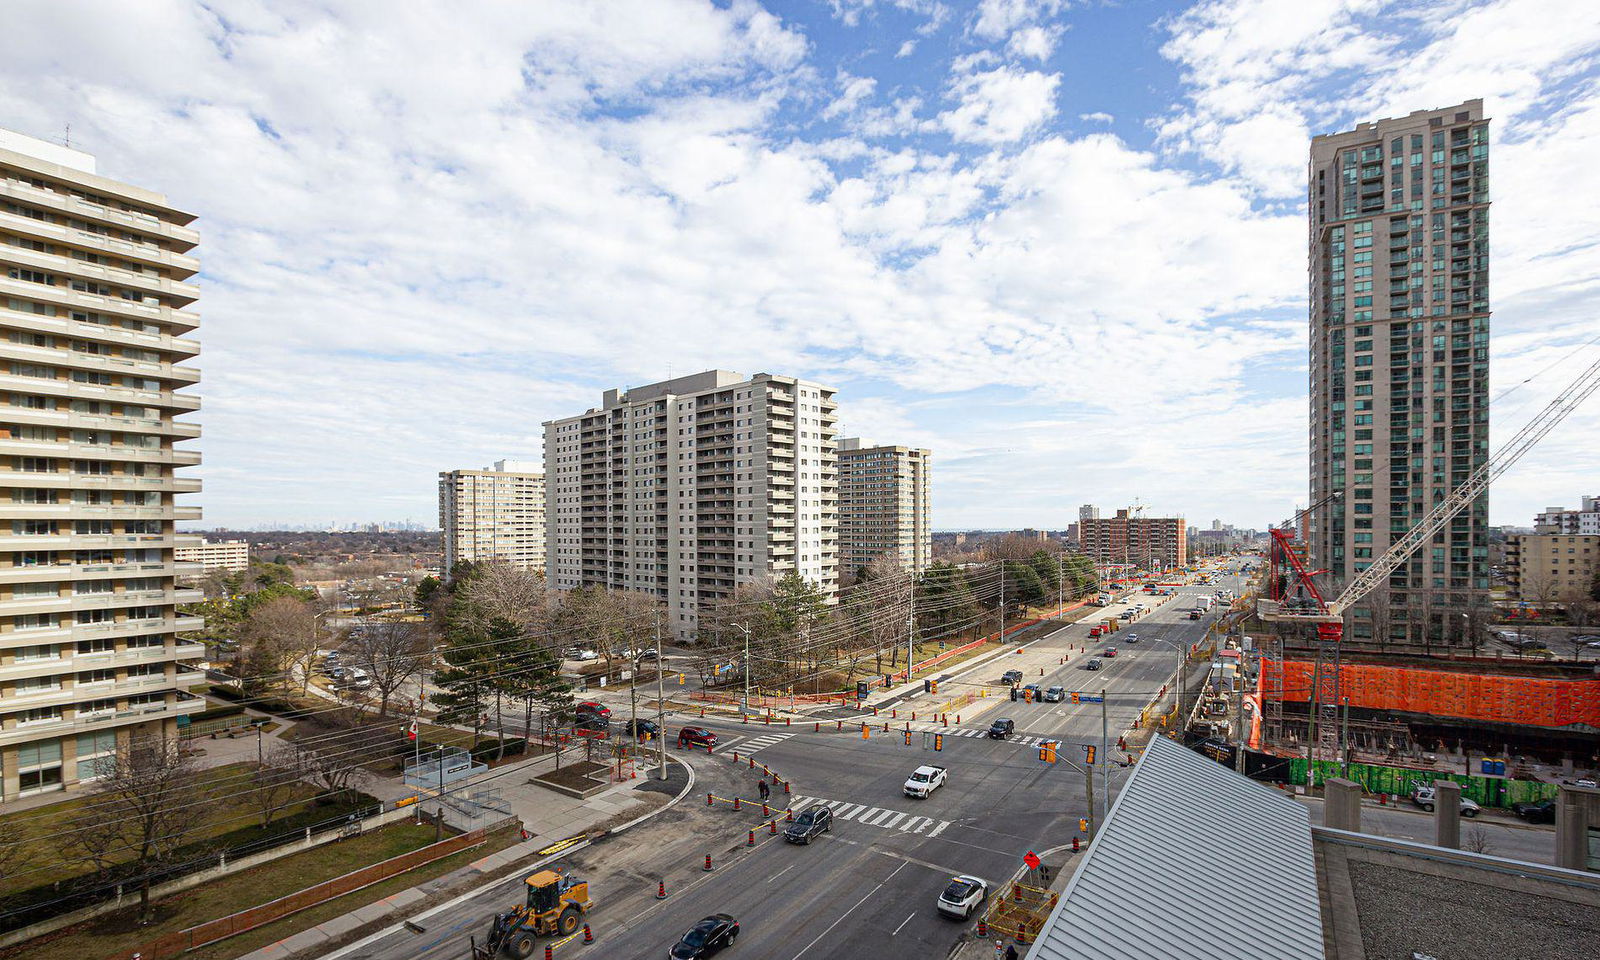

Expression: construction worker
xmin=758 ymin=779 xmax=771 ymax=802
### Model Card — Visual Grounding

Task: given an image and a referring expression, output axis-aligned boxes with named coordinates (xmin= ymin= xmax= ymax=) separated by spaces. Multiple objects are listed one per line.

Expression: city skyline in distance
xmin=3 ymin=2 xmax=1597 ymax=531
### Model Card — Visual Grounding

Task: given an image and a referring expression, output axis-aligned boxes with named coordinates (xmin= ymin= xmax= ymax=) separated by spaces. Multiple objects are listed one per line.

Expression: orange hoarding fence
xmin=1258 ymin=660 xmax=1600 ymax=728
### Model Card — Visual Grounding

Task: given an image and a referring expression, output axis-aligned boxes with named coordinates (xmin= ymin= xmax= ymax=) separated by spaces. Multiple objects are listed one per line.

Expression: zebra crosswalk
xmin=942 ymin=728 xmax=1056 ymax=748
xmin=737 ymin=731 xmax=797 ymax=755
xmin=789 ymin=795 xmax=951 ymax=838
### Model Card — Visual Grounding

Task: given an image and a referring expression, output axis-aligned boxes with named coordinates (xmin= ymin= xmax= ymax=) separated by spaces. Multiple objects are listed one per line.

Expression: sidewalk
xmin=237 ymin=755 xmax=697 ymax=960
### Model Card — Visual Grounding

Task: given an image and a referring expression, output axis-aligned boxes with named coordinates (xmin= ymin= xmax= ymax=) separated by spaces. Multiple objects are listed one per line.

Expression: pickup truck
xmin=904 ymin=764 xmax=948 ymax=798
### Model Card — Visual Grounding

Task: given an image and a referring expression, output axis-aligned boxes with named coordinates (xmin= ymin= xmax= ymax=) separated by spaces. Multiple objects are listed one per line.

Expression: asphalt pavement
xmin=328 ymin=576 xmax=1244 ymax=960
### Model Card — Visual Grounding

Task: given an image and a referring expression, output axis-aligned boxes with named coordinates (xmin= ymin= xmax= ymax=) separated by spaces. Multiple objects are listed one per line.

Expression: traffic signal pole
xmin=1101 ymin=688 xmax=1109 ymax=810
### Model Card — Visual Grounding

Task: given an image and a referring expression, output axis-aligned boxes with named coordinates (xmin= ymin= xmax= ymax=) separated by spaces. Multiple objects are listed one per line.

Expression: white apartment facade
xmin=837 ymin=438 xmax=931 ymax=578
xmin=174 ymin=537 xmax=248 ymax=573
xmin=544 ymin=370 xmax=837 ymax=641
xmin=1535 ymin=497 xmax=1600 ymax=536
xmin=438 ymin=460 xmax=546 ymax=574
xmin=0 ymin=129 xmax=204 ymax=801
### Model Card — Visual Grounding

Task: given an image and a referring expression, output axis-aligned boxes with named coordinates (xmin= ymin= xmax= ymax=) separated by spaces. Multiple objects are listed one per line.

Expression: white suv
xmin=936 ymin=875 xmax=988 ymax=919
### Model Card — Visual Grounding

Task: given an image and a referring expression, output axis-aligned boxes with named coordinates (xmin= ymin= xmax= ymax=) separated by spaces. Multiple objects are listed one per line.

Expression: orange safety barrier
xmin=1258 ymin=659 xmax=1600 ymax=728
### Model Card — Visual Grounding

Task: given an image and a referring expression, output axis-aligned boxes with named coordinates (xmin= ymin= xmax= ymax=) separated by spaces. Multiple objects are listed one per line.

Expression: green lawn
xmin=0 ymin=762 xmax=358 ymax=901
xmin=4 ymin=821 xmax=515 ymax=960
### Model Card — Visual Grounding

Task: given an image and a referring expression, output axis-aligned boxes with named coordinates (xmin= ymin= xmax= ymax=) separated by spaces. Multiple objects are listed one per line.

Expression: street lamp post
xmin=736 ymin=622 xmax=752 ymax=715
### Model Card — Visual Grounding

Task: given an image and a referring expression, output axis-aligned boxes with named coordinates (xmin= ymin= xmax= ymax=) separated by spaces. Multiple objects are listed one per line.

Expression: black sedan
xmin=624 ymin=719 xmax=661 ymax=739
xmin=1512 ymin=798 xmax=1556 ymax=823
xmin=670 ymin=914 xmax=739 ymax=958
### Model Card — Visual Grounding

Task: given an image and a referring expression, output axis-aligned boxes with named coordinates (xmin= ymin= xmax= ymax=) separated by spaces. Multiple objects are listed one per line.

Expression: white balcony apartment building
xmin=439 ymin=460 xmax=546 ymax=574
xmin=544 ymin=370 xmax=838 ymax=641
xmin=0 ymin=130 xmax=204 ymax=801
xmin=174 ymin=537 xmax=249 ymax=573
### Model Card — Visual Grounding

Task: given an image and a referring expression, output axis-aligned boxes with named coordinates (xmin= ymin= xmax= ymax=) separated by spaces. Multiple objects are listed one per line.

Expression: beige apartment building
xmin=544 ymin=370 xmax=837 ymax=641
xmin=1079 ymin=508 xmax=1186 ymax=570
xmin=1306 ymin=101 xmax=1491 ymax=649
xmin=1504 ymin=534 xmax=1599 ymax=605
xmin=837 ymin=438 xmax=930 ymax=579
xmin=438 ymin=460 xmax=545 ymax=574
xmin=174 ymin=537 xmax=248 ymax=573
xmin=0 ymin=129 xmax=204 ymax=801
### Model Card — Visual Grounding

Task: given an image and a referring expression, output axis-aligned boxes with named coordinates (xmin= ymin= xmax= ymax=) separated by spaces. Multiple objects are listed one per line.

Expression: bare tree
xmin=293 ymin=737 xmax=372 ymax=804
xmin=1463 ymin=825 xmax=1495 ymax=855
xmin=59 ymin=736 xmax=214 ymax=924
xmin=251 ymin=744 xmax=305 ymax=830
xmin=344 ymin=620 xmax=430 ymax=717
xmin=1366 ymin=590 xmax=1393 ymax=654
xmin=1459 ymin=591 xmax=1494 ymax=657
xmin=456 ymin=563 xmax=549 ymax=634
xmin=0 ymin=816 xmax=27 ymax=890
xmin=239 ymin=596 xmax=316 ymax=695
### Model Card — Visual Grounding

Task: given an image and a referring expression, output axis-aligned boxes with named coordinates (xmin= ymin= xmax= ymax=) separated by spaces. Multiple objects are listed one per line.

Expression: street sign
xmin=1072 ymin=692 xmax=1104 ymax=703
xmin=1023 ymin=851 xmax=1041 ymax=870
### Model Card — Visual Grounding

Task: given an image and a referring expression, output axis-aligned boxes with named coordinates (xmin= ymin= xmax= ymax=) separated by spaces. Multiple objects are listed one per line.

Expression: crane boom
xmin=1327 ymin=351 xmax=1600 ymax=618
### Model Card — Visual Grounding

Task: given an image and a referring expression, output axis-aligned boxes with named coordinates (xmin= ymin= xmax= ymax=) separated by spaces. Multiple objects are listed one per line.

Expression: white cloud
xmin=1079 ymin=111 xmax=1114 ymax=124
xmin=939 ymin=66 xmax=1061 ymax=143
xmin=897 ymin=39 xmax=918 ymax=57
xmin=972 ymin=0 xmax=1066 ymax=42
xmin=1005 ymin=24 xmax=1061 ymax=61
xmin=823 ymin=73 xmax=878 ymax=120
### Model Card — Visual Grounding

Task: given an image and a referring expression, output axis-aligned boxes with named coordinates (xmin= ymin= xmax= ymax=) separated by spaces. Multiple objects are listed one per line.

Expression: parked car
xmin=677 ymin=726 xmax=717 ymax=748
xmin=1410 ymin=785 xmax=1480 ymax=816
xmin=784 ymin=806 xmax=833 ymax=843
xmin=566 ymin=647 xmax=599 ymax=661
xmin=1511 ymin=798 xmax=1556 ymax=823
xmin=987 ymin=718 xmax=1015 ymax=739
xmin=669 ymin=914 xmax=739 ymax=959
xmin=936 ymin=875 xmax=989 ymax=920
xmin=575 ymin=701 xmax=611 ymax=721
xmin=1001 ymin=669 xmax=1024 ymax=685
xmin=1044 ymin=686 xmax=1065 ymax=703
xmin=904 ymin=764 xmax=947 ymax=798
xmin=1085 ymin=658 xmax=1103 ymax=671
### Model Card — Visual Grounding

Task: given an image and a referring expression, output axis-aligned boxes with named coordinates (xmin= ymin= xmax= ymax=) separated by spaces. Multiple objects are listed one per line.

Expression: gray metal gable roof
xmin=1027 ymin=735 xmax=1324 ymax=960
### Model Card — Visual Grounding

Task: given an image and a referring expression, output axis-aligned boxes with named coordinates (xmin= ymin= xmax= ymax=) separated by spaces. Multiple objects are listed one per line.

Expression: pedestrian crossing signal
xmin=923 ymin=679 xmax=932 ymax=694
xmin=934 ymin=734 xmax=943 ymax=751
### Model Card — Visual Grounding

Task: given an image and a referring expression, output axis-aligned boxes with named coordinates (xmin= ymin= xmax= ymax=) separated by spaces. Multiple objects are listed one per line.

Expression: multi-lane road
xmin=335 ymin=576 xmax=1243 ymax=960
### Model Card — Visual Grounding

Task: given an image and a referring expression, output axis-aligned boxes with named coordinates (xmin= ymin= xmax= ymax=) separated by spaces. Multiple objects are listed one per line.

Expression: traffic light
xmin=1070 ymin=692 xmax=1080 ymax=704
xmin=934 ymin=733 xmax=944 ymax=751
xmin=904 ymin=730 xmax=912 ymax=745
xmin=1039 ymin=741 xmax=1057 ymax=763
xmin=923 ymin=679 xmax=932 ymax=694
xmin=883 ymin=674 xmax=892 ymax=688
xmin=930 ymin=680 xmax=939 ymax=694
xmin=1078 ymin=817 xmax=1089 ymax=832
xmin=1083 ymin=744 xmax=1097 ymax=765
xmin=677 ymin=673 xmax=685 ymax=685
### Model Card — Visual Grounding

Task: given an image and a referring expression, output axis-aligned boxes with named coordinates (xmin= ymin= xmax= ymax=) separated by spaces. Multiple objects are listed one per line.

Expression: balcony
xmin=0 ymin=178 xmax=198 ymax=249
xmin=0 ymin=694 xmax=204 ymax=747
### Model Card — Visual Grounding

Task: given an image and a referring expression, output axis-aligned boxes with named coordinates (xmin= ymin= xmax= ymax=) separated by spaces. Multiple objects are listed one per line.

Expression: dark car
xmin=575 ymin=701 xmax=611 ymax=720
xmin=784 ymin=806 xmax=832 ymax=844
xmin=670 ymin=914 xmax=739 ymax=959
xmin=1001 ymin=669 xmax=1024 ymax=685
xmin=1085 ymin=658 xmax=1103 ymax=671
xmin=1512 ymin=799 xmax=1556 ymax=823
xmin=677 ymin=726 xmax=718 ymax=748
xmin=624 ymin=719 xmax=660 ymax=739
xmin=988 ymin=718 xmax=1015 ymax=739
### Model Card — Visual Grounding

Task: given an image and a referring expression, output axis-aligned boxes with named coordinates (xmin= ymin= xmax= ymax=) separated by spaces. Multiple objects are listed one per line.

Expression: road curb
xmin=284 ymin=757 xmax=698 ymax=960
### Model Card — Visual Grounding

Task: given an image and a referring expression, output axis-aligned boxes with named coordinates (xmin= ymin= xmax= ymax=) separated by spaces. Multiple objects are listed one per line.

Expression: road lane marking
xmin=789 ymin=796 xmax=953 ymax=838
xmin=740 ymin=731 xmax=798 ymax=755
xmin=789 ymin=862 xmax=906 ymax=960
xmin=892 ymin=912 xmax=916 ymax=936
xmin=767 ymin=862 xmax=799 ymax=884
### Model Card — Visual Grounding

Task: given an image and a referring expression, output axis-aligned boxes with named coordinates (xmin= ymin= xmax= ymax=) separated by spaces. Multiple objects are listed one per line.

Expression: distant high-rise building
xmin=1534 ymin=496 xmax=1600 ymax=535
xmin=837 ymin=438 xmax=930 ymax=578
xmin=174 ymin=539 xmax=249 ymax=574
xmin=0 ymin=129 xmax=205 ymax=800
xmin=1307 ymin=100 xmax=1491 ymax=649
xmin=1080 ymin=509 xmax=1186 ymax=570
xmin=438 ymin=460 xmax=545 ymax=575
xmin=1079 ymin=504 xmax=1100 ymax=523
xmin=544 ymin=370 xmax=837 ymax=641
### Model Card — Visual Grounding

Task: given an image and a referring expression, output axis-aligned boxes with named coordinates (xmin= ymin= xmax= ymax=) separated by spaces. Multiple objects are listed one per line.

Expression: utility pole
xmin=655 ymin=616 xmax=667 ymax=780
xmin=1101 ymin=688 xmax=1109 ymax=805
xmin=737 ymin=622 xmax=751 ymax=715
xmin=1084 ymin=757 xmax=1097 ymax=840
xmin=998 ymin=561 xmax=1006 ymax=641
xmin=906 ymin=569 xmax=916 ymax=685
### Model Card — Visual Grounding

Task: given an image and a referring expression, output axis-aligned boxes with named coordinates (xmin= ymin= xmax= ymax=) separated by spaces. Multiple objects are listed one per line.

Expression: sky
xmin=2 ymin=0 xmax=1597 ymax=531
